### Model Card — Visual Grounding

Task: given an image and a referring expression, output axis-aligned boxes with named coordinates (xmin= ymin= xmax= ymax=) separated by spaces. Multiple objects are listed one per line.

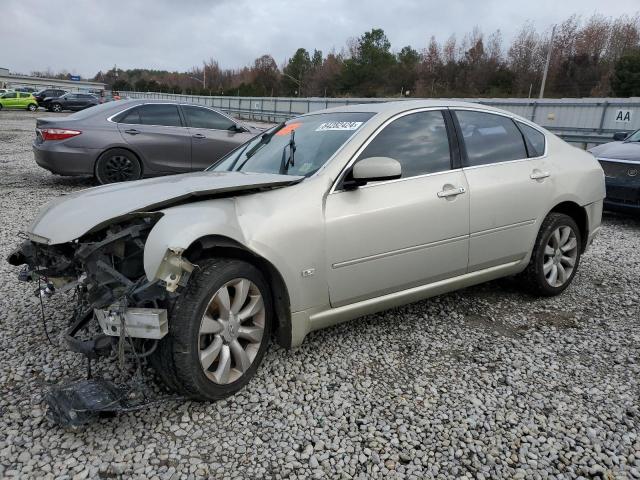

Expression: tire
xmin=27 ymin=103 xmax=37 ymax=112
xmin=51 ymin=103 xmax=62 ymax=113
xmin=152 ymin=258 xmax=273 ymax=401
xmin=520 ymin=213 xmax=582 ymax=296
xmin=0 ymin=104 xmax=3 ymax=111
xmin=95 ymin=148 xmax=142 ymax=184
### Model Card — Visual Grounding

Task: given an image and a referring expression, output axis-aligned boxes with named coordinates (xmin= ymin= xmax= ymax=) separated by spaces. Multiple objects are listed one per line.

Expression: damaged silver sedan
xmin=8 ymin=100 xmax=605 ymax=413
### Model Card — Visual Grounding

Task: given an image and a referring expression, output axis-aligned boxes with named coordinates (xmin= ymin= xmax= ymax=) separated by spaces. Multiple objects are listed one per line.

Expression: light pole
xmin=187 ymin=75 xmax=205 ymax=89
xmin=539 ymin=25 xmax=556 ymax=99
xmin=282 ymin=73 xmax=302 ymax=97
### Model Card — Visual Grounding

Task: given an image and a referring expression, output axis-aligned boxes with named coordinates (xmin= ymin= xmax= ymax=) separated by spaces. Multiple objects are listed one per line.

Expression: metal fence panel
xmin=120 ymin=92 xmax=640 ymax=145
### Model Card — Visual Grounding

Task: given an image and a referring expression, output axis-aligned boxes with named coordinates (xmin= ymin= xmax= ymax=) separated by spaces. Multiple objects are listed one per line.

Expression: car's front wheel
xmin=51 ymin=103 xmax=63 ymax=112
xmin=152 ymin=258 xmax=272 ymax=400
xmin=27 ymin=103 xmax=37 ymax=112
xmin=520 ymin=212 xmax=582 ymax=296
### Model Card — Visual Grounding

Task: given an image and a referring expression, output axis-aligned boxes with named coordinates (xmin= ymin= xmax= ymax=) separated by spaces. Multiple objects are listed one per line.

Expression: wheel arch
xmin=547 ymin=201 xmax=588 ymax=252
xmin=183 ymin=235 xmax=293 ymax=349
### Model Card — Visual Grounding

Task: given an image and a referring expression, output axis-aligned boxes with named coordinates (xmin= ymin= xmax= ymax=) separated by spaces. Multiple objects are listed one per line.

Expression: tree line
xmin=87 ymin=13 xmax=640 ymax=98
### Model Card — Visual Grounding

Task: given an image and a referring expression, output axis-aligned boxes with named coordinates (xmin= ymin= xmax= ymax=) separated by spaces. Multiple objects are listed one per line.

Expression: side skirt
xmin=292 ymin=260 xmax=523 ymax=344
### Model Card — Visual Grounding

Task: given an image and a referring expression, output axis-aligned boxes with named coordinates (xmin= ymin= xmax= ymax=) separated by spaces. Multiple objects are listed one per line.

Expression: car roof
xmin=310 ymin=99 xmax=507 ymax=116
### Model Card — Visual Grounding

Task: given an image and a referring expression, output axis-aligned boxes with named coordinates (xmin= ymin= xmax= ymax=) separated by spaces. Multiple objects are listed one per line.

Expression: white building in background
xmin=0 ymin=67 xmax=106 ymax=93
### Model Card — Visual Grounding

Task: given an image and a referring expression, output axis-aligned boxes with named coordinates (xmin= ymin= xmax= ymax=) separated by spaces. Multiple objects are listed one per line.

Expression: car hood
xmin=589 ymin=141 xmax=640 ymax=161
xmin=28 ymin=171 xmax=303 ymax=244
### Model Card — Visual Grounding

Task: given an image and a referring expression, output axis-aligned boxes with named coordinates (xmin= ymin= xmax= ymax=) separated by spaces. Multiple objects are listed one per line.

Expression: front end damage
xmin=8 ymin=215 xmax=194 ymax=426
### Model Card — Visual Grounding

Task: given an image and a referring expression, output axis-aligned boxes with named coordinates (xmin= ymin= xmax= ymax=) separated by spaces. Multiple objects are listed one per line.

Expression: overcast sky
xmin=3 ymin=0 xmax=638 ymax=77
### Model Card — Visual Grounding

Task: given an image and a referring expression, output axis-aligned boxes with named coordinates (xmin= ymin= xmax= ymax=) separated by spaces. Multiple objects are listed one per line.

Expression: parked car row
xmin=0 ymin=87 xmax=101 ymax=113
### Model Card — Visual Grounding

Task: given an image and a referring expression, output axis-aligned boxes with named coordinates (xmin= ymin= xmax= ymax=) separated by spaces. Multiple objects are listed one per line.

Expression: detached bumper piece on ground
xmin=45 ymin=379 xmax=144 ymax=428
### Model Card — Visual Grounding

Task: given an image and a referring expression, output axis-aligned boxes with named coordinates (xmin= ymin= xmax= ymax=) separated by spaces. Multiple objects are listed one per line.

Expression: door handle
xmin=124 ymin=129 xmax=140 ymax=135
xmin=530 ymin=170 xmax=550 ymax=180
xmin=437 ymin=186 xmax=466 ymax=198
xmin=192 ymin=133 xmax=206 ymax=139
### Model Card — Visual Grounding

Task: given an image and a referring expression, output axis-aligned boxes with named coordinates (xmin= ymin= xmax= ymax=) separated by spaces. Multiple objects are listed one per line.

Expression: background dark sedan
xmin=589 ymin=129 xmax=640 ymax=213
xmin=33 ymin=88 xmax=67 ymax=106
xmin=33 ymin=100 xmax=262 ymax=184
xmin=42 ymin=92 xmax=99 ymax=112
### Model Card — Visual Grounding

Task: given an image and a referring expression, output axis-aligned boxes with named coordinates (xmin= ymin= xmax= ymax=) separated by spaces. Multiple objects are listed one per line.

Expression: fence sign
xmin=615 ymin=110 xmax=632 ymax=123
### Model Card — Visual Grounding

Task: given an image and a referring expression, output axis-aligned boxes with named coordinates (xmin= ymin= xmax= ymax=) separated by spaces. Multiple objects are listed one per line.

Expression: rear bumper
xmin=604 ymin=179 xmax=640 ymax=212
xmin=33 ymin=142 xmax=98 ymax=176
xmin=583 ymin=200 xmax=603 ymax=251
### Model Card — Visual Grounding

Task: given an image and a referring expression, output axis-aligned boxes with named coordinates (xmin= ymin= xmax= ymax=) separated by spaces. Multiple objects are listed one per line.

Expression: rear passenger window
xmin=139 ymin=104 xmax=182 ymax=127
xmin=358 ymin=110 xmax=451 ymax=179
xmin=455 ymin=111 xmax=527 ymax=166
xmin=117 ymin=107 xmax=141 ymax=124
xmin=517 ymin=122 xmax=546 ymax=157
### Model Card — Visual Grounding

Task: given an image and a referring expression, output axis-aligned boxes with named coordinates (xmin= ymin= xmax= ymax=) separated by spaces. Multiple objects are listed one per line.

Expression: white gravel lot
xmin=0 ymin=110 xmax=639 ymax=479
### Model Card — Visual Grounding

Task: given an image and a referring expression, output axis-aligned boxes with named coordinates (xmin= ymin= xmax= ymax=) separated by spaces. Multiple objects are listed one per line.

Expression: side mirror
xmin=343 ymin=156 xmax=402 ymax=189
xmin=230 ymin=124 xmax=248 ymax=133
xmin=613 ymin=132 xmax=629 ymax=141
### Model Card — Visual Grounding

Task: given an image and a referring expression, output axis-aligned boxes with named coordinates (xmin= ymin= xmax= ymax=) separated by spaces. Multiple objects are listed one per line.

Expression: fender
xmin=142 ymin=193 xmax=326 ymax=314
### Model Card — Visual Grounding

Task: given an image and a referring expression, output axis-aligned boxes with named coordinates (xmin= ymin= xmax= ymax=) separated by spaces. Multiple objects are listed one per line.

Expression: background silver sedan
xmin=32 ymin=100 xmax=261 ymax=184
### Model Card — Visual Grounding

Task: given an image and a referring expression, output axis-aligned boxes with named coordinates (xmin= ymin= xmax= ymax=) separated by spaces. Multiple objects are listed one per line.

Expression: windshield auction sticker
xmin=275 ymin=122 xmax=303 ymax=136
xmin=316 ymin=121 xmax=363 ymax=131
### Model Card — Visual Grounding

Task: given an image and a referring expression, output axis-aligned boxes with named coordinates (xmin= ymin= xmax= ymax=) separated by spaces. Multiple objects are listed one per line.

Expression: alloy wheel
xmin=198 ymin=278 xmax=265 ymax=384
xmin=103 ymin=155 xmax=135 ymax=182
xmin=543 ymin=226 xmax=578 ymax=287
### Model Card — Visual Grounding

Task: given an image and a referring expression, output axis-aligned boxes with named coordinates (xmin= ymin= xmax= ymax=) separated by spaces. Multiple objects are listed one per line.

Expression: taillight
xmin=39 ymin=128 xmax=82 ymax=141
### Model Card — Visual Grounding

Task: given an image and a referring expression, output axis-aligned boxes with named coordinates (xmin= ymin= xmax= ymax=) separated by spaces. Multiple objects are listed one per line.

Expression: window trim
xmin=451 ymin=107 xmax=548 ymax=170
xmin=179 ymin=103 xmax=238 ymax=132
xmin=514 ymin=120 xmax=547 ymax=159
xmin=330 ymin=107 xmax=456 ymax=194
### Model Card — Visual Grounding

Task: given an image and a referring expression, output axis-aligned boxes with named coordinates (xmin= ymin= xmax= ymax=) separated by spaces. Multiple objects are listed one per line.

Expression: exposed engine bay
xmin=6 ymin=171 xmax=304 ymax=426
xmin=8 ymin=215 xmax=195 ymax=426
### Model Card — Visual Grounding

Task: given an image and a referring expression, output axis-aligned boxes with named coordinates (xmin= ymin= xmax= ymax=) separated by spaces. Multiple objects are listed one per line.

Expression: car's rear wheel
xmin=95 ymin=148 xmax=142 ymax=184
xmin=520 ymin=212 xmax=581 ymax=296
xmin=151 ymin=258 xmax=272 ymax=400
xmin=51 ymin=103 xmax=62 ymax=113
xmin=27 ymin=103 xmax=37 ymax=112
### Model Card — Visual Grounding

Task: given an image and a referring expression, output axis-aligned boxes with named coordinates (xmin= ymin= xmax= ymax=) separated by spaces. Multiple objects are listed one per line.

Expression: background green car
xmin=0 ymin=91 xmax=38 ymax=111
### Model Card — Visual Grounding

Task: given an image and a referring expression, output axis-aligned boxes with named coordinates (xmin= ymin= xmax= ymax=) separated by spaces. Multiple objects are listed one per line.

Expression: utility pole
xmin=539 ymin=25 xmax=555 ymax=99
xmin=203 ymin=62 xmax=206 ymax=90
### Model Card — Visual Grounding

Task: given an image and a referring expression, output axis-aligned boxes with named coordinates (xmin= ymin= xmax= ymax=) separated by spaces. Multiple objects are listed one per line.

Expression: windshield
xmin=625 ymin=129 xmax=640 ymax=142
xmin=209 ymin=112 xmax=375 ymax=176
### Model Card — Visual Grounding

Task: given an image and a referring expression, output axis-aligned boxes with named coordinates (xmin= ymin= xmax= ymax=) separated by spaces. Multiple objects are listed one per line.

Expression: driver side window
xmin=358 ymin=110 xmax=452 ymax=179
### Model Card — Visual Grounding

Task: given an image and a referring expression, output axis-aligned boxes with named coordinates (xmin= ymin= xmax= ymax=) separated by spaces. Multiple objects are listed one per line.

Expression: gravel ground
xmin=0 ymin=110 xmax=639 ymax=479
